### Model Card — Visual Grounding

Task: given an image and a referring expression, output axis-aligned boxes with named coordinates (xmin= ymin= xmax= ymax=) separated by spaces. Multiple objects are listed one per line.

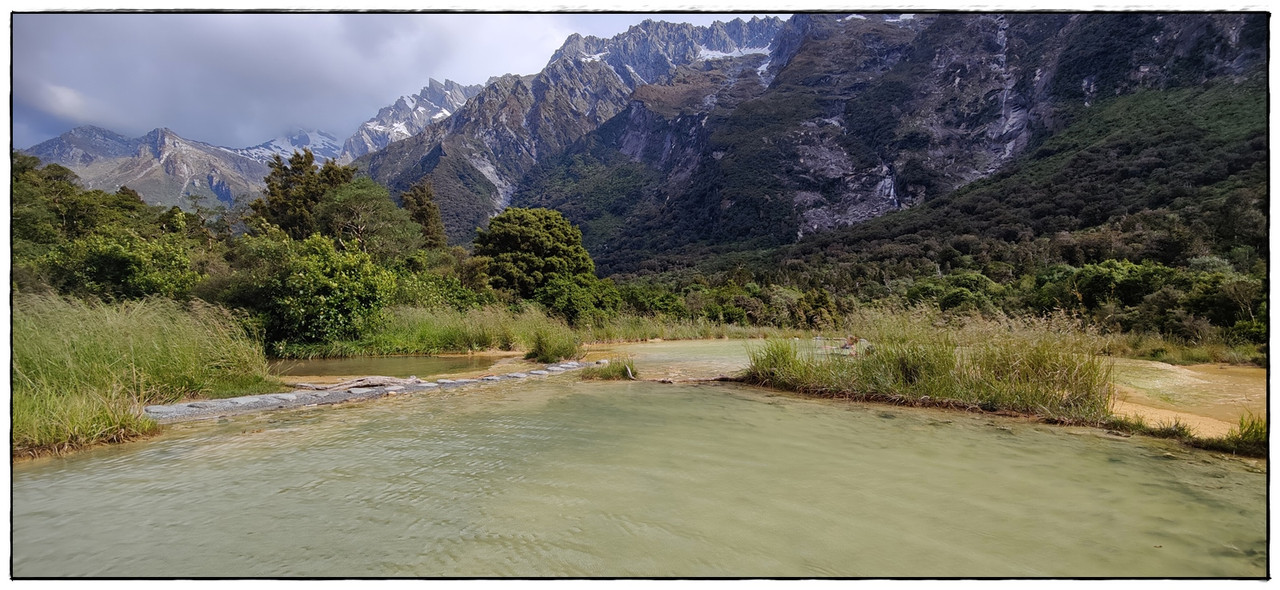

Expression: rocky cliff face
xmin=358 ymin=16 xmax=787 ymax=244
xmin=339 ymin=78 xmax=482 ymax=163
xmin=511 ymin=12 xmax=1266 ymax=272
xmin=27 ymin=13 xmax=1261 ymax=251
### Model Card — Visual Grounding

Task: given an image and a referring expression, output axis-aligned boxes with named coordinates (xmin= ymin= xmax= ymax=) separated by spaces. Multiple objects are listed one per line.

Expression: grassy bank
xmin=575 ymin=315 xmax=814 ymax=343
xmin=276 ymin=306 xmax=816 ymax=361
xmin=1102 ymin=413 xmax=1268 ymax=458
xmin=742 ymin=309 xmax=1114 ymax=423
xmin=12 ymin=295 xmax=279 ymax=458
xmin=275 ymin=305 xmax=583 ymax=362
xmin=1098 ymin=331 xmax=1266 ymax=367
xmin=741 ymin=307 xmax=1266 ymax=457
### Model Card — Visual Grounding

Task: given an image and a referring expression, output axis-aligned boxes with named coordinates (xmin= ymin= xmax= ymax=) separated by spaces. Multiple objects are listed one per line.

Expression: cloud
xmin=11 ymin=12 xmax=783 ymax=149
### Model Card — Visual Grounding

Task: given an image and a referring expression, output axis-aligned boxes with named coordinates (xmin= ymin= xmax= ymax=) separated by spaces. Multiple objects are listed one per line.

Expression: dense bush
xmin=43 ymin=229 xmax=200 ymax=300
xmin=218 ymin=229 xmax=395 ymax=346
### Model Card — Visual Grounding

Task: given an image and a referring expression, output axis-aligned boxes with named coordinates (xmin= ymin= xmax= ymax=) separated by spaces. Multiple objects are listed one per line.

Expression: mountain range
xmin=22 ymin=13 xmax=1267 ymax=271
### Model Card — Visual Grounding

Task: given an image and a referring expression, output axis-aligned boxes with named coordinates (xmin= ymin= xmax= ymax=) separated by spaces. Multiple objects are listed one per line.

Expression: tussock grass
xmin=1101 ymin=415 xmax=1195 ymax=439
xmin=742 ymin=308 xmax=1115 ymax=424
xmin=282 ymin=307 xmax=814 ymax=361
xmin=580 ymin=355 xmax=638 ymax=380
xmin=1102 ymin=412 xmax=1267 ymax=458
xmin=12 ymin=295 xmax=278 ymax=457
xmin=526 ymin=326 xmax=583 ymax=363
xmin=1189 ymin=413 xmax=1268 ymax=457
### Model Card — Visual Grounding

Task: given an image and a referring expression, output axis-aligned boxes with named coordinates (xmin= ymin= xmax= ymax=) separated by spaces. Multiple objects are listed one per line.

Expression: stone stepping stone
xmin=506 ymin=373 xmax=529 ymax=379
xmin=482 ymin=376 xmax=502 ymax=381
xmin=529 ymin=370 xmax=549 ymax=376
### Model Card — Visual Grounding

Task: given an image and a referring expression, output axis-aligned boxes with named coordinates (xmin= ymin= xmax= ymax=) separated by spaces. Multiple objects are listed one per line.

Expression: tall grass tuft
xmin=743 ymin=307 xmax=1115 ymax=424
xmin=1189 ymin=413 xmax=1268 ymax=457
xmin=12 ymin=295 xmax=278 ymax=457
xmin=580 ymin=355 xmax=639 ymax=380
xmin=526 ymin=325 xmax=583 ymax=363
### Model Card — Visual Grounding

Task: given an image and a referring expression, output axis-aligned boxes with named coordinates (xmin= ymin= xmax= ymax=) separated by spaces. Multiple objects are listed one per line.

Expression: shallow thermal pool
xmin=269 ymin=353 xmax=502 ymax=379
xmin=12 ymin=341 xmax=1267 ymax=577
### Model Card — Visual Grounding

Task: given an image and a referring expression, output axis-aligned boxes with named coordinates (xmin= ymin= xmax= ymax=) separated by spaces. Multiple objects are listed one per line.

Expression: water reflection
xmin=270 ymin=354 xmax=502 ymax=379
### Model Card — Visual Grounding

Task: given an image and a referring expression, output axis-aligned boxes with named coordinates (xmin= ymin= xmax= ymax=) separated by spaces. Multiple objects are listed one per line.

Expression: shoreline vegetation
xmin=12 ymin=295 xmax=1266 ymax=460
xmin=12 ymin=295 xmax=279 ymax=459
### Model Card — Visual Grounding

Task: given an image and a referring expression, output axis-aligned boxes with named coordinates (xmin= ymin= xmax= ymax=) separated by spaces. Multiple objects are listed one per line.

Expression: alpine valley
xmin=11 ymin=11 xmax=1271 ymax=467
xmin=23 ymin=13 xmax=1266 ymax=276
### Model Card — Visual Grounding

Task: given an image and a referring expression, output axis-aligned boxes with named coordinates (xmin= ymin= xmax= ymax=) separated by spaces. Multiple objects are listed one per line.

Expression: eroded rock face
xmin=359 ymin=13 xmax=1261 ymax=256
xmin=359 ymin=17 xmax=786 ymax=243
xmin=25 ymin=126 xmax=272 ymax=208
xmin=513 ymin=13 xmax=1264 ymax=268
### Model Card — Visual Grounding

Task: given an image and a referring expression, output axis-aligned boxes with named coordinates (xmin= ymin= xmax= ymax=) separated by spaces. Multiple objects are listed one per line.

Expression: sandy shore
xmin=1110 ymin=395 xmax=1237 ymax=438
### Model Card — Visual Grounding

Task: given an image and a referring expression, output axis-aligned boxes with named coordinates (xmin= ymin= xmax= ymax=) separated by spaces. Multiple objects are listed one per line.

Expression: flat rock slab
xmin=144 ymin=360 xmax=590 ymax=424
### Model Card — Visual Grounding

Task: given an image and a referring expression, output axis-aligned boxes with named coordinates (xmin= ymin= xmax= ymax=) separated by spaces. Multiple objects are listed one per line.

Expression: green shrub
xmin=534 ymin=274 xmax=620 ymax=326
xmin=43 ymin=229 xmax=200 ymax=299
xmin=220 ymin=230 xmax=395 ymax=345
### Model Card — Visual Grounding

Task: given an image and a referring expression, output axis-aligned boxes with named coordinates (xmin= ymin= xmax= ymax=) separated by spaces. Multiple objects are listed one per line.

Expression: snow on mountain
xmin=338 ymin=78 xmax=483 ymax=163
xmin=228 ymin=129 xmax=343 ymax=162
xmin=696 ymin=44 xmax=771 ymax=60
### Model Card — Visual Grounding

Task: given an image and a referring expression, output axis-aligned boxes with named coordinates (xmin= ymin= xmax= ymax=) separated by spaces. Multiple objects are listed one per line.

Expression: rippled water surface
xmin=13 ymin=342 xmax=1267 ymax=577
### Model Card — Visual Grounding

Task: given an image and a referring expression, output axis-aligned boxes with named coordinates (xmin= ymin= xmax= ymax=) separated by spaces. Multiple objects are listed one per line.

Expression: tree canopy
xmin=400 ymin=179 xmax=449 ymax=250
xmin=316 ymin=177 xmax=423 ymax=262
xmin=473 ymin=207 xmax=596 ymax=300
xmin=249 ymin=149 xmax=356 ymax=239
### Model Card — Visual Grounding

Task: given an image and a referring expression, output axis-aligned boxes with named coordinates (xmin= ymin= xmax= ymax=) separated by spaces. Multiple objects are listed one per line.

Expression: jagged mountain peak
xmin=338 ymin=78 xmax=483 ymax=163
xmin=25 ymin=125 xmax=142 ymax=167
xmin=544 ymin=16 xmax=785 ymax=90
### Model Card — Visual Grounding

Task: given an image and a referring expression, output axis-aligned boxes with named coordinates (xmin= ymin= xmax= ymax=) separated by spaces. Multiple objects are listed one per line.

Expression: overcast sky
xmin=12 ymin=12 xmax=787 ymax=149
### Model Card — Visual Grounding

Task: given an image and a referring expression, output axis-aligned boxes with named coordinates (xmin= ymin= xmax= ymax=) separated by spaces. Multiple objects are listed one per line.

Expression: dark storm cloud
xmin=11 ymin=12 xmax=781 ymax=149
xmin=13 ymin=13 xmax=464 ymax=148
